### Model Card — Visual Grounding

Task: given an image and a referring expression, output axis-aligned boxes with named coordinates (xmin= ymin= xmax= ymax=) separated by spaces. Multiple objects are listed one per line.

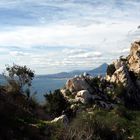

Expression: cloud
xmin=62 ymin=48 xmax=86 ymax=55
xmin=0 ymin=47 xmax=8 ymax=52
xmin=0 ymin=22 xmax=138 ymax=48
xmin=68 ymin=51 xmax=102 ymax=59
xmin=0 ymin=0 xmax=140 ymax=74
xmin=9 ymin=51 xmax=30 ymax=56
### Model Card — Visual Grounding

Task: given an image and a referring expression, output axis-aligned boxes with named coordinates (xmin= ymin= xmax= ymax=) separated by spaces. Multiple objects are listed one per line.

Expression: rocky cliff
xmin=106 ymin=41 xmax=140 ymax=108
xmin=61 ymin=41 xmax=140 ymax=109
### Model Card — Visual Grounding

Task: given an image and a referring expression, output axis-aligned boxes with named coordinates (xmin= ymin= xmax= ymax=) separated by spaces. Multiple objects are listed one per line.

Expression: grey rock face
xmin=106 ymin=41 xmax=140 ymax=108
xmin=66 ymin=77 xmax=93 ymax=93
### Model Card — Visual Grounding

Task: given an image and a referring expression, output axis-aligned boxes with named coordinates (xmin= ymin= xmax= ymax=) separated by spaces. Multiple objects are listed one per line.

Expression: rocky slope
xmin=0 ymin=41 xmax=140 ymax=140
xmin=106 ymin=41 xmax=140 ymax=108
xmin=60 ymin=41 xmax=140 ymax=110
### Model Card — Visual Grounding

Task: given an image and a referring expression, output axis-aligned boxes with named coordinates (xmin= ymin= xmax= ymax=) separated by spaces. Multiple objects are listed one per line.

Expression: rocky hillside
xmin=106 ymin=41 xmax=140 ymax=108
xmin=0 ymin=41 xmax=140 ymax=140
xmin=60 ymin=41 xmax=140 ymax=109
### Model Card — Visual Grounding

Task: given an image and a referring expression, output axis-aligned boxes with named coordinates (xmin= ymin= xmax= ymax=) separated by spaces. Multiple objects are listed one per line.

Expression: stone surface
xmin=106 ymin=41 xmax=140 ymax=108
xmin=66 ymin=77 xmax=93 ymax=93
xmin=107 ymin=41 xmax=140 ymax=87
xmin=128 ymin=41 xmax=140 ymax=74
xmin=75 ymin=90 xmax=91 ymax=103
xmin=51 ymin=115 xmax=69 ymax=125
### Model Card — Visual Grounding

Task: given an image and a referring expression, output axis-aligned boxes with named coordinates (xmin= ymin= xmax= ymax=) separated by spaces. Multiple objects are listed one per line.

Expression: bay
xmin=0 ymin=76 xmax=67 ymax=103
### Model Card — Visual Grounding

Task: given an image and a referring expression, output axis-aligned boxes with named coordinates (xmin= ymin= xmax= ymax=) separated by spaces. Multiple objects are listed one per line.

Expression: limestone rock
xmin=51 ymin=115 xmax=69 ymax=125
xmin=97 ymin=101 xmax=115 ymax=110
xmin=106 ymin=41 xmax=140 ymax=108
xmin=75 ymin=90 xmax=91 ymax=104
xmin=128 ymin=41 xmax=140 ymax=74
xmin=106 ymin=41 xmax=140 ymax=87
xmin=110 ymin=65 xmax=130 ymax=87
xmin=113 ymin=59 xmax=124 ymax=70
xmin=66 ymin=77 xmax=93 ymax=93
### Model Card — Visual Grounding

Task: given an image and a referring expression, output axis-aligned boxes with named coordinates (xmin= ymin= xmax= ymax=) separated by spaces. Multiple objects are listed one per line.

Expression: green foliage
xmin=65 ymin=89 xmax=71 ymax=96
xmin=111 ymin=84 xmax=126 ymax=103
xmin=63 ymin=110 xmax=127 ymax=140
xmin=4 ymin=64 xmax=35 ymax=93
xmin=40 ymin=121 xmax=65 ymax=140
xmin=107 ymin=64 xmax=116 ymax=76
xmin=65 ymin=89 xmax=75 ymax=99
xmin=44 ymin=89 xmax=70 ymax=118
xmin=90 ymin=77 xmax=101 ymax=89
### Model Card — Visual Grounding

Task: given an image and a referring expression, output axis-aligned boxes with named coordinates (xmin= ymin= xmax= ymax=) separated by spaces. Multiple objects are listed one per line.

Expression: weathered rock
xmin=96 ymin=101 xmax=115 ymax=110
xmin=51 ymin=115 xmax=69 ymax=125
xmin=128 ymin=41 xmax=140 ymax=74
xmin=106 ymin=41 xmax=140 ymax=108
xmin=76 ymin=90 xmax=91 ymax=103
xmin=61 ymin=89 xmax=67 ymax=97
xmin=113 ymin=59 xmax=124 ymax=70
xmin=66 ymin=77 xmax=93 ymax=93
xmin=75 ymin=90 xmax=102 ymax=104
xmin=110 ymin=65 xmax=130 ymax=87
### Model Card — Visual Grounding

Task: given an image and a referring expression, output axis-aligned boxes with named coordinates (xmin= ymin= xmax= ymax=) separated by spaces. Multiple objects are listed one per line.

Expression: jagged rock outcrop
xmin=62 ymin=74 xmax=115 ymax=110
xmin=127 ymin=41 xmax=140 ymax=74
xmin=106 ymin=41 xmax=140 ymax=108
xmin=75 ymin=90 xmax=91 ymax=104
xmin=61 ymin=41 xmax=140 ymax=109
xmin=66 ymin=76 xmax=93 ymax=93
xmin=51 ymin=115 xmax=69 ymax=125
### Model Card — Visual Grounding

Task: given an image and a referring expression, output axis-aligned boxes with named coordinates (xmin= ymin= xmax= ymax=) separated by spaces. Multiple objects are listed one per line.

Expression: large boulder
xmin=66 ymin=77 xmax=93 ymax=93
xmin=51 ymin=115 xmax=69 ymax=125
xmin=75 ymin=90 xmax=91 ymax=104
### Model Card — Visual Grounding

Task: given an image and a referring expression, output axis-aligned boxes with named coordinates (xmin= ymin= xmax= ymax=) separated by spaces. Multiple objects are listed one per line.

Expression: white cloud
xmin=0 ymin=47 xmax=8 ymax=52
xmin=68 ymin=51 xmax=102 ymax=59
xmin=62 ymin=48 xmax=86 ymax=55
xmin=9 ymin=51 xmax=29 ymax=56
xmin=0 ymin=22 xmax=139 ymax=74
xmin=0 ymin=22 xmax=138 ymax=48
xmin=0 ymin=0 xmax=140 ymax=74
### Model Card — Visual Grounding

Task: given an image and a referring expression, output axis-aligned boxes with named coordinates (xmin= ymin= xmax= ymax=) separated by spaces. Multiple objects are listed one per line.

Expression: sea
xmin=0 ymin=76 xmax=67 ymax=103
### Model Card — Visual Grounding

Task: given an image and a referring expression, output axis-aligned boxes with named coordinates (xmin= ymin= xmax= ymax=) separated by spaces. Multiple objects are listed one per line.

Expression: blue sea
xmin=0 ymin=76 xmax=67 ymax=103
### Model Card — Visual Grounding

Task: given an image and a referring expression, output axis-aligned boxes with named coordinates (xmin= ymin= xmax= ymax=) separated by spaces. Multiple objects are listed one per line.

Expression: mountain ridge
xmin=38 ymin=63 xmax=108 ymax=78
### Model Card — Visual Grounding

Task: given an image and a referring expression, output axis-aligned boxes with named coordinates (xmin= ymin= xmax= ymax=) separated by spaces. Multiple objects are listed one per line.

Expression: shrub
xmin=107 ymin=64 xmax=116 ymax=76
xmin=63 ymin=110 xmax=128 ymax=140
xmin=44 ymin=89 xmax=70 ymax=118
xmin=3 ymin=64 xmax=34 ymax=94
xmin=90 ymin=77 xmax=101 ymax=89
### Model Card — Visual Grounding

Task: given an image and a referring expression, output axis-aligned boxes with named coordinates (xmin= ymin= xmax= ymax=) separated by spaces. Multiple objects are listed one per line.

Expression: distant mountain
xmin=39 ymin=63 xmax=108 ymax=78
xmin=87 ymin=63 xmax=108 ymax=75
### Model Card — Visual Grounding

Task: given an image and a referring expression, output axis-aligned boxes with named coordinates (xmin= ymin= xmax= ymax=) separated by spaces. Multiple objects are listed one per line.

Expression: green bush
xmin=107 ymin=64 xmax=116 ymax=76
xmin=44 ymin=89 xmax=70 ymax=118
xmin=62 ymin=108 xmax=138 ymax=140
xmin=3 ymin=64 xmax=34 ymax=94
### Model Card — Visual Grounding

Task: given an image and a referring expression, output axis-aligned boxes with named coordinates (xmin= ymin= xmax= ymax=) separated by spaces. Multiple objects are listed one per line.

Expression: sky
xmin=0 ymin=0 xmax=140 ymax=74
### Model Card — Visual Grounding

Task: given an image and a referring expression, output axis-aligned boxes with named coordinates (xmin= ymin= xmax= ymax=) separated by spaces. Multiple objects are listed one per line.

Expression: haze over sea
xmin=0 ymin=76 xmax=67 ymax=103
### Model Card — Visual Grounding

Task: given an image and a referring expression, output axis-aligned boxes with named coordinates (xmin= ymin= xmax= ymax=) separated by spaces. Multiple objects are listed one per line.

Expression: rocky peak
xmin=107 ymin=41 xmax=140 ymax=83
xmin=106 ymin=41 xmax=140 ymax=108
xmin=61 ymin=41 xmax=140 ymax=109
xmin=65 ymin=76 xmax=94 ymax=93
xmin=128 ymin=41 xmax=140 ymax=74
